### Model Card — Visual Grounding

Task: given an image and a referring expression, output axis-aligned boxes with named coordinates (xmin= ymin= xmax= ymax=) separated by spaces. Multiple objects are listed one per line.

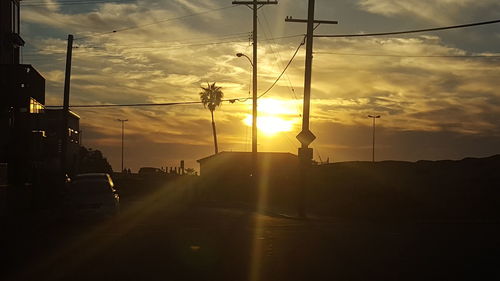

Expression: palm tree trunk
xmin=211 ymin=110 xmax=219 ymax=154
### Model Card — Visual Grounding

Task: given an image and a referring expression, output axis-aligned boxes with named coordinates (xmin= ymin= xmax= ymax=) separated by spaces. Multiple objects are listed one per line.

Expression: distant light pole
xmin=368 ymin=115 xmax=381 ymax=162
xmin=117 ymin=119 xmax=128 ymax=172
xmin=236 ymin=52 xmax=257 ymax=177
xmin=236 ymin=52 xmax=256 ymax=154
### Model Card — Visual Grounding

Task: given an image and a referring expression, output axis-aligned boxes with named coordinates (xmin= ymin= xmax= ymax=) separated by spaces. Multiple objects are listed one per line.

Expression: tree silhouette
xmin=199 ymin=82 xmax=223 ymax=154
xmin=78 ymin=147 xmax=113 ymax=174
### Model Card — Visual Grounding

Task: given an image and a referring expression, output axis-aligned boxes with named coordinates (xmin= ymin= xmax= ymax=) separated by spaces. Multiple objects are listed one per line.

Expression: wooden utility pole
xmin=61 ymin=34 xmax=73 ymax=175
xmin=232 ymin=0 xmax=278 ymax=177
xmin=117 ymin=119 xmax=128 ymax=172
xmin=286 ymin=0 xmax=337 ymax=217
xmin=368 ymin=115 xmax=381 ymax=162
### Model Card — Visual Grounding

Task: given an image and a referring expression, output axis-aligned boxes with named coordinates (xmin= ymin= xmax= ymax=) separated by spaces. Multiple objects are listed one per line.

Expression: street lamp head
xmin=368 ymin=115 xmax=381 ymax=118
xmin=236 ymin=52 xmax=253 ymax=67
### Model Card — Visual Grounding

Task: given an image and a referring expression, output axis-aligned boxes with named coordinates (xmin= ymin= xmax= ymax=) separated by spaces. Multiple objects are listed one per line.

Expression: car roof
xmin=75 ymin=173 xmax=110 ymax=177
xmin=73 ymin=173 xmax=113 ymax=185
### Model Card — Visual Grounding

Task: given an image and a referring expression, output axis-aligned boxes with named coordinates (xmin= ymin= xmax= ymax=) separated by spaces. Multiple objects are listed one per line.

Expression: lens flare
xmin=242 ymin=98 xmax=299 ymax=136
xmin=243 ymin=115 xmax=295 ymax=136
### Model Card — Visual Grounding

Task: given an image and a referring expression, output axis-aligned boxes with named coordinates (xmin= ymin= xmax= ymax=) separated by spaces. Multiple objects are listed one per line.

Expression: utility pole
xmin=286 ymin=0 xmax=337 ymax=217
xmin=368 ymin=115 xmax=381 ymax=162
xmin=61 ymin=34 xmax=73 ymax=176
xmin=117 ymin=119 xmax=128 ymax=172
xmin=232 ymin=0 xmax=278 ymax=177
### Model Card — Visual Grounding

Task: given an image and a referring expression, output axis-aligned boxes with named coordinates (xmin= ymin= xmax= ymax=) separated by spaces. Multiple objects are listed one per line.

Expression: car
xmin=68 ymin=173 xmax=120 ymax=217
xmin=73 ymin=173 xmax=114 ymax=183
xmin=138 ymin=167 xmax=164 ymax=175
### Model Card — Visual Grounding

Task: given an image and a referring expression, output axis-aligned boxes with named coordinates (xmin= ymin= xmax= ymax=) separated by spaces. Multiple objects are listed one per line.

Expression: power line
xmin=109 ymin=33 xmax=303 ymax=49
xmin=314 ymin=52 xmax=500 ymax=58
xmin=22 ymin=32 xmax=301 ymax=54
xmin=45 ymin=97 xmax=250 ymax=109
xmin=92 ymin=31 xmax=251 ymax=48
xmin=42 ymin=37 xmax=305 ymax=109
xmin=81 ymin=38 xmax=249 ymax=51
xmin=315 ymin=18 xmax=500 ymax=38
xmin=74 ymin=5 xmax=237 ymax=40
xmin=22 ymin=34 xmax=303 ymax=58
xmin=22 ymin=0 xmax=135 ymax=6
xmin=22 ymin=38 xmax=250 ymax=56
xmin=259 ymin=9 xmax=300 ymax=102
xmin=258 ymin=36 xmax=306 ymax=98
xmin=44 ymin=37 xmax=303 ymax=108
xmin=261 ymin=34 xmax=304 ymax=41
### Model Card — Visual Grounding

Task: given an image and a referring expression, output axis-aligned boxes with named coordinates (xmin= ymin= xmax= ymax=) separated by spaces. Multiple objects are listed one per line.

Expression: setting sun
xmin=242 ymin=99 xmax=300 ymax=136
xmin=243 ymin=115 xmax=296 ymax=136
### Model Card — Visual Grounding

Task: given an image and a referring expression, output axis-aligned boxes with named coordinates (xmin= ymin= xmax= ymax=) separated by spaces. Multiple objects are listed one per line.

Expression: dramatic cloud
xmin=20 ymin=0 xmax=500 ymax=170
xmin=357 ymin=0 xmax=500 ymax=24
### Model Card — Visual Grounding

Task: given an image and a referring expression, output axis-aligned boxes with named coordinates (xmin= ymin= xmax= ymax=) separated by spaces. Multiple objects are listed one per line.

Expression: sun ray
xmin=242 ymin=98 xmax=300 ymax=136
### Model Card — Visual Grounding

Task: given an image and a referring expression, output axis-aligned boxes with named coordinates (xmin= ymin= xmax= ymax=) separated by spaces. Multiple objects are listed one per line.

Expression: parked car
xmin=73 ymin=173 xmax=114 ymax=183
xmin=138 ymin=167 xmax=166 ymax=179
xmin=138 ymin=167 xmax=164 ymax=175
xmin=68 ymin=173 xmax=120 ymax=217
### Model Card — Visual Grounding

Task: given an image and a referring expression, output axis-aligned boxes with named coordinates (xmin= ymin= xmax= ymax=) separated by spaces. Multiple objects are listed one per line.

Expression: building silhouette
xmin=0 ymin=0 xmax=47 ymax=186
xmin=42 ymin=109 xmax=81 ymax=175
xmin=0 ymin=0 xmax=80 ymax=187
xmin=197 ymin=151 xmax=300 ymax=209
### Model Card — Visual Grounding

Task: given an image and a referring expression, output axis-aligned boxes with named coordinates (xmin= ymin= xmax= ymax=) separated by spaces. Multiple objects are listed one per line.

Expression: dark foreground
xmin=2 ymin=183 xmax=500 ymax=281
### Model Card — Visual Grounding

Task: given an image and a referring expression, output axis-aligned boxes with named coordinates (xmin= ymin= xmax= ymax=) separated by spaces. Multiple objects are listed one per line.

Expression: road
xmin=2 ymin=182 xmax=500 ymax=281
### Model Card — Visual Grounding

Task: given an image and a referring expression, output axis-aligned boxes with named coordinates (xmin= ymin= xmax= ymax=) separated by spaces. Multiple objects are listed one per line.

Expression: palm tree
xmin=199 ymin=82 xmax=224 ymax=154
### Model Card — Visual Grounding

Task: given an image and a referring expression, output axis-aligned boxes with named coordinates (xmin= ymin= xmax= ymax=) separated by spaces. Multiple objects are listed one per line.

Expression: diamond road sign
xmin=296 ymin=129 xmax=316 ymax=146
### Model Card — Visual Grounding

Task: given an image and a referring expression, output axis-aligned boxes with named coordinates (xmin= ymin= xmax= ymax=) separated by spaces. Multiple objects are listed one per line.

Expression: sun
xmin=242 ymin=99 xmax=299 ymax=136
xmin=243 ymin=115 xmax=295 ymax=136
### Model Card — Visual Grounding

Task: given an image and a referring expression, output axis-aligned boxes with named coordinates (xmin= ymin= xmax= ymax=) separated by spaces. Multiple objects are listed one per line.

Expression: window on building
xmin=29 ymin=98 xmax=44 ymax=114
xmin=68 ymin=128 xmax=80 ymax=144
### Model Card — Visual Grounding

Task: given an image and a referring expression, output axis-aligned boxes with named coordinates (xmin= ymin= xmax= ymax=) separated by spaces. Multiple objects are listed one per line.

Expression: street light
xmin=117 ymin=119 xmax=128 ymax=172
xmin=368 ymin=115 xmax=381 ymax=162
xmin=236 ymin=52 xmax=253 ymax=67
xmin=236 ymin=52 xmax=257 ymax=177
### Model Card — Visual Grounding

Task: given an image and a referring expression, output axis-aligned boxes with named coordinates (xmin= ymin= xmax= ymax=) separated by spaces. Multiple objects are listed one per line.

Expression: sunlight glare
xmin=244 ymin=116 xmax=295 ymax=136
xmin=242 ymin=98 xmax=299 ymax=136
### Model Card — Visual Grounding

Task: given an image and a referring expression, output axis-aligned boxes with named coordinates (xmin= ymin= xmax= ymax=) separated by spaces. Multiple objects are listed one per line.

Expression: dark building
xmin=0 ymin=0 xmax=47 ymax=185
xmin=0 ymin=0 xmax=23 ymax=65
xmin=197 ymin=152 xmax=300 ymax=209
xmin=197 ymin=151 xmax=299 ymax=177
xmin=42 ymin=109 xmax=81 ymax=175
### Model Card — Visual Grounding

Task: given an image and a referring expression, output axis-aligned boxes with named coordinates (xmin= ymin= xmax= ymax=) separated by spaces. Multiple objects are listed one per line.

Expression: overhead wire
xmin=74 ymin=4 xmax=238 ymax=40
xmin=258 ymin=35 xmax=306 ymax=99
xmin=22 ymin=36 xmax=251 ymax=56
xmin=37 ymin=14 xmax=500 ymax=109
xmin=43 ymin=36 xmax=306 ymax=109
xmin=22 ymin=0 xmax=135 ymax=6
xmin=84 ymin=38 xmax=250 ymax=51
xmin=259 ymin=9 xmax=299 ymax=101
xmin=45 ymin=97 xmax=250 ymax=109
xmin=86 ymin=33 xmax=301 ymax=49
xmin=315 ymin=18 xmax=500 ymax=38
xmin=22 ymin=34 xmax=302 ymax=57
xmin=91 ymin=31 xmax=251 ymax=48
xmin=314 ymin=52 xmax=500 ymax=58
xmin=42 ymin=35 xmax=304 ymax=108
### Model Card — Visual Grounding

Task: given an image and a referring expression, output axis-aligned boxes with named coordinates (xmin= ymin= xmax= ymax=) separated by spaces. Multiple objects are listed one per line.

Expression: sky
xmin=20 ymin=0 xmax=500 ymax=172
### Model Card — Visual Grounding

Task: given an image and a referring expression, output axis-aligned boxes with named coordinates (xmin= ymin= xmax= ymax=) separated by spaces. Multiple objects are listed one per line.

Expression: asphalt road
xmin=2 ymin=183 xmax=500 ymax=281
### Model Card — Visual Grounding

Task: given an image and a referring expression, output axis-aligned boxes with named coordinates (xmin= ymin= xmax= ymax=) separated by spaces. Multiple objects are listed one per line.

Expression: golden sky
xmin=21 ymin=0 xmax=500 ymax=171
